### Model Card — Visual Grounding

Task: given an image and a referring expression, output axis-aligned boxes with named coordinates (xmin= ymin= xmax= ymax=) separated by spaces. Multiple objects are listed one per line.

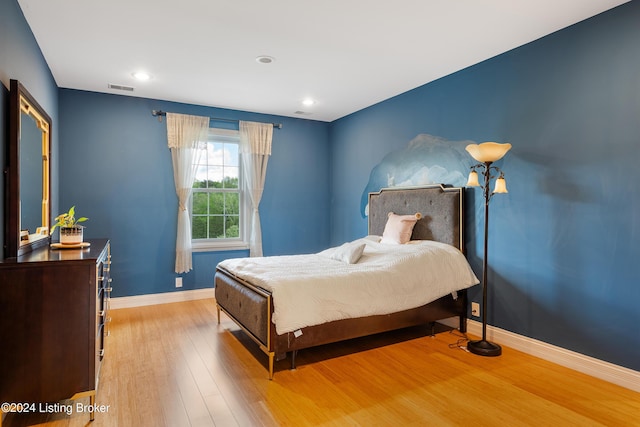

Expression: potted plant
xmin=50 ymin=206 xmax=88 ymax=245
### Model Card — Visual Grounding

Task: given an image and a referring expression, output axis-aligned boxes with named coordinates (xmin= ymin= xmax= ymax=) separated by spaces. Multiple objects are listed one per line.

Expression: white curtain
xmin=239 ymin=120 xmax=273 ymax=257
xmin=167 ymin=113 xmax=209 ymax=273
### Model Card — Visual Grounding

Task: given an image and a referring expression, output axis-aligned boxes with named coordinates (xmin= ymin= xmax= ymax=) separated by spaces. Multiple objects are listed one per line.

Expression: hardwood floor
xmin=3 ymin=298 xmax=639 ymax=426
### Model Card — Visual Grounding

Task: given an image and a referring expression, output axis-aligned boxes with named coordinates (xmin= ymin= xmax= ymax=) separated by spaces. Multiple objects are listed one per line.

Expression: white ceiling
xmin=18 ymin=0 xmax=629 ymax=122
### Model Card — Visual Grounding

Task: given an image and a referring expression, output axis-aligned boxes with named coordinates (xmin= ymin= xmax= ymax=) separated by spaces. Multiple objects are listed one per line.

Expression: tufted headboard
xmin=368 ymin=185 xmax=464 ymax=251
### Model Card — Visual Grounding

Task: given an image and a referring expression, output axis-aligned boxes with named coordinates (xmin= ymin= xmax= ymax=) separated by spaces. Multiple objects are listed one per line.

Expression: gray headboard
xmin=368 ymin=185 xmax=464 ymax=250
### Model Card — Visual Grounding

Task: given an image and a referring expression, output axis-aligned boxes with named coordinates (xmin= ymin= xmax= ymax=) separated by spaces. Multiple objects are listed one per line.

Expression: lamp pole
xmin=465 ymin=141 xmax=511 ymax=357
xmin=467 ymin=161 xmax=502 ymax=356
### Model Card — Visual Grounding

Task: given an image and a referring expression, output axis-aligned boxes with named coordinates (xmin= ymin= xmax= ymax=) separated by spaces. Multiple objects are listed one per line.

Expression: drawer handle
xmin=98 ymin=349 xmax=104 ymax=357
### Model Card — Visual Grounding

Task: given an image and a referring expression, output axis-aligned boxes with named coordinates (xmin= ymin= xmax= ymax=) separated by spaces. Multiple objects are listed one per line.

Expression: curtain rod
xmin=151 ymin=110 xmax=282 ymax=129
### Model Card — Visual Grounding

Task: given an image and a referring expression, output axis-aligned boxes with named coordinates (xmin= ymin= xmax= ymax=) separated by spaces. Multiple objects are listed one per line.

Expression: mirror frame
xmin=5 ymin=79 xmax=52 ymax=258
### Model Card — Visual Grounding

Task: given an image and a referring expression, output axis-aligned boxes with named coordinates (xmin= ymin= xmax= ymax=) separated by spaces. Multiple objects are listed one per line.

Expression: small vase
xmin=60 ymin=226 xmax=84 ymax=245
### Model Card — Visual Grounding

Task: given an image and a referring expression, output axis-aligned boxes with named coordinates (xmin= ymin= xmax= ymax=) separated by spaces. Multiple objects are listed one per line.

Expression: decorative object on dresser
xmin=465 ymin=141 xmax=512 ymax=357
xmin=215 ymin=185 xmax=476 ymax=379
xmin=0 ymin=239 xmax=112 ymax=424
xmin=50 ymin=205 xmax=89 ymax=245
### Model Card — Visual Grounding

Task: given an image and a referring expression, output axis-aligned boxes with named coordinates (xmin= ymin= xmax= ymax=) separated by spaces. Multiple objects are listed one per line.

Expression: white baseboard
xmin=109 ymin=294 xmax=640 ymax=393
xmin=453 ymin=318 xmax=639 ymax=393
xmin=110 ymin=288 xmax=215 ymax=309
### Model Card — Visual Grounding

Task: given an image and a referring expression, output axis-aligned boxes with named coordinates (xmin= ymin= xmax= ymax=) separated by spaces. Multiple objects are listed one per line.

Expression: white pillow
xmin=329 ymin=242 xmax=366 ymax=264
xmin=380 ymin=212 xmax=422 ymax=244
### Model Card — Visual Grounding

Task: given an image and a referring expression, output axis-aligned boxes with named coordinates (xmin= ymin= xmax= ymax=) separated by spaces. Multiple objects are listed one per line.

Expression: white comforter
xmin=218 ymin=237 xmax=479 ymax=335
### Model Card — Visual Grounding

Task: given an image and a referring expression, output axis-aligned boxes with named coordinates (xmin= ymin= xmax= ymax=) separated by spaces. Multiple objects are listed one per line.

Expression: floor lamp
xmin=465 ymin=142 xmax=512 ymax=357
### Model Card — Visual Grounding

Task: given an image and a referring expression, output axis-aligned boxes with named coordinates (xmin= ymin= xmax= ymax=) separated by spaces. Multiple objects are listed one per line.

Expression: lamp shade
xmin=493 ymin=177 xmax=508 ymax=193
xmin=466 ymin=171 xmax=480 ymax=187
xmin=465 ymin=142 xmax=512 ymax=163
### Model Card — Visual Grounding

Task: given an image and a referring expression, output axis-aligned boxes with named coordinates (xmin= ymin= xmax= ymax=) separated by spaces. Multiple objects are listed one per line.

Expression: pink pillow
xmin=381 ymin=212 xmax=422 ymax=244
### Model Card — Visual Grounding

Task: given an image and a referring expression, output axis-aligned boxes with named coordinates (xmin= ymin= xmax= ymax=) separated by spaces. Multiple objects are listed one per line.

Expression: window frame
xmin=190 ymin=127 xmax=249 ymax=252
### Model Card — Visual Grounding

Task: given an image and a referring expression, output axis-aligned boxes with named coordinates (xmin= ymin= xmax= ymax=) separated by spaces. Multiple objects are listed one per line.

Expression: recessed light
xmin=256 ymin=55 xmax=275 ymax=64
xmin=302 ymin=98 xmax=316 ymax=107
xmin=132 ymin=71 xmax=151 ymax=81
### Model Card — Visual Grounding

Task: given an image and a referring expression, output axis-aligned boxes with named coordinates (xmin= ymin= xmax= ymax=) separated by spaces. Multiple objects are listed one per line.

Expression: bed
xmin=214 ymin=185 xmax=477 ymax=379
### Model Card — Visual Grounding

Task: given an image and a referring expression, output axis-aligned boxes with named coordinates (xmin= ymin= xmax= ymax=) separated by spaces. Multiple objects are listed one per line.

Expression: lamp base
xmin=468 ymin=339 xmax=502 ymax=357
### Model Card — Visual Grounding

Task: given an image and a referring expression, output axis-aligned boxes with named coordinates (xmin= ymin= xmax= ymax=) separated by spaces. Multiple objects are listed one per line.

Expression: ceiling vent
xmin=108 ymin=83 xmax=135 ymax=92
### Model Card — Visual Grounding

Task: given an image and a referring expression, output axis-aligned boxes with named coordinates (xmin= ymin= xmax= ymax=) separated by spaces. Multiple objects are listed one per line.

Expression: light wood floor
xmin=3 ymin=299 xmax=639 ymax=427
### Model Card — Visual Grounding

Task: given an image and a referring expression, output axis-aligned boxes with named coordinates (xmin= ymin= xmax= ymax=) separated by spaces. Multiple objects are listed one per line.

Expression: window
xmin=191 ymin=128 xmax=248 ymax=251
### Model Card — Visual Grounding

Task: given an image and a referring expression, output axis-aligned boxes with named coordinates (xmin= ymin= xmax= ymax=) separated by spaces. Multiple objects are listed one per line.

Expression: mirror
xmin=5 ymin=79 xmax=52 ymax=258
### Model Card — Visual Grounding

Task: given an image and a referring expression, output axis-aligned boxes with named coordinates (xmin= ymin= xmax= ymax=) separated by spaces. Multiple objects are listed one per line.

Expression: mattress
xmin=218 ymin=237 xmax=479 ymax=335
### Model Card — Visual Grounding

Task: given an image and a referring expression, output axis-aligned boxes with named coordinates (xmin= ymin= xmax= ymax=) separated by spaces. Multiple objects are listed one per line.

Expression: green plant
xmin=50 ymin=206 xmax=88 ymax=233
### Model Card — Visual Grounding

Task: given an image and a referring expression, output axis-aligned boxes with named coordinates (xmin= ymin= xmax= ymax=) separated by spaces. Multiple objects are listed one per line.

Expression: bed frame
xmin=215 ymin=185 xmax=468 ymax=379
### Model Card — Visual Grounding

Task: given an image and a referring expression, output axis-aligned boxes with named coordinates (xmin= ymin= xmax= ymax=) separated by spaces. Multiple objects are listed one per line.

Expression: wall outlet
xmin=175 ymin=277 xmax=183 ymax=288
xmin=471 ymin=302 xmax=480 ymax=317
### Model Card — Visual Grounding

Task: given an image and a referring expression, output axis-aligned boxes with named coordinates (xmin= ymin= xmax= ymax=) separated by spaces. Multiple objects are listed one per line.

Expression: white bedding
xmin=218 ymin=237 xmax=479 ymax=335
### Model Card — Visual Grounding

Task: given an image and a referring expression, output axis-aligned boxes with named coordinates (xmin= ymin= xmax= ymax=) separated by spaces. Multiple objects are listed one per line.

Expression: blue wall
xmin=0 ymin=0 xmax=59 ymax=255
xmin=329 ymin=2 xmax=640 ymax=371
xmin=58 ymin=89 xmax=331 ymax=297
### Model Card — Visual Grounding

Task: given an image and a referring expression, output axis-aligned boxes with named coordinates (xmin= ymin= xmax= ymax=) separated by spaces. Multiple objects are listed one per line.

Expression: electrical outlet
xmin=471 ymin=302 xmax=480 ymax=317
xmin=175 ymin=277 xmax=183 ymax=288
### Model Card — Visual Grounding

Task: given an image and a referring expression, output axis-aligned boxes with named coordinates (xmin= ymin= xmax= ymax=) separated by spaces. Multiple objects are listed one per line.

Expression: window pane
xmin=209 ymin=193 xmax=224 ymax=215
xmin=192 ymin=216 xmax=207 ymax=239
xmin=225 ymin=192 xmax=239 ymax=215
xmin=207 ymin=166 xmax=223 ymax=187
xmin=192 ymin=192 xmax=208 ymax=215
xmin=193 ymin=165 xmax=208 ymax=188
xmin=209 ymin=216 xmax=224 ymax=239
xmin=226 ymin=143 xmax=239 ymax=167
xmin=210 ymin=142 xmax=225 ymax=166
xmin=223 ymin=167 xmax=239 ymax=189
xmin=226 ymin=215 xmax=240 ymax=238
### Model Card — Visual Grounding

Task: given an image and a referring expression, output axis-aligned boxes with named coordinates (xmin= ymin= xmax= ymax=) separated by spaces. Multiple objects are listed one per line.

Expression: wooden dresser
xmin=0 ymin=239 xmax=111 ymax=422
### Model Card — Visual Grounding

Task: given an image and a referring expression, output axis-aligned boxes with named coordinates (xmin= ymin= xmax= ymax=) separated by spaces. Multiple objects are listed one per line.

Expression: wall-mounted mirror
xmin=5 ymin=79 xmax=52 ymax=258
